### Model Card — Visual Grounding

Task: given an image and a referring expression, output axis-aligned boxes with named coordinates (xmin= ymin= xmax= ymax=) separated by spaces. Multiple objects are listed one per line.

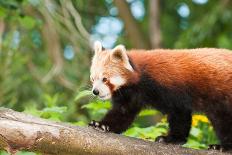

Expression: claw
xmin=88 ymin=120 xmax=96 ymax=126
xmin=95 ymin=122 xmax=99 ymax=126
xmin=101 ymin=125 xmax=106 ymax=131
xmin=89 ymin=120 xmax=110 ymax=132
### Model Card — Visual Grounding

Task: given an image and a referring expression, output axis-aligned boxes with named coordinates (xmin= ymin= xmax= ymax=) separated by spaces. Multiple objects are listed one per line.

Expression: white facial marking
xmin=92 ymin=79 xmax=111 ymax=100
xmin=125 ymin=63 xmax=134 ymax=72
xmin=110 ymin=76 xmax=126 ymax=87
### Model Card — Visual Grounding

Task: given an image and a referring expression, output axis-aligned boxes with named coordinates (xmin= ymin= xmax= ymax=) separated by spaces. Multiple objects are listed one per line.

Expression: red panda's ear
xmin=111 ymin=45 xmax=126 ymax=61
xmin=93 ymin=41 xmax=102 ymax=54
xmin=111 ymin=45 xmax=134 ymax=72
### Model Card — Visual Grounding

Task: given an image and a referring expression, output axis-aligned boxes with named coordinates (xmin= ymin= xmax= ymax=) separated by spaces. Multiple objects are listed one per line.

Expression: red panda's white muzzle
xmin=92 ymin=79 xmax=112 ymax=100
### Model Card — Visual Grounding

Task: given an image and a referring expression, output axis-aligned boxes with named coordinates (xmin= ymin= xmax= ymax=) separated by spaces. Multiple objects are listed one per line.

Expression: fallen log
xmin=0 ymin=108 xmax=230 ymax=155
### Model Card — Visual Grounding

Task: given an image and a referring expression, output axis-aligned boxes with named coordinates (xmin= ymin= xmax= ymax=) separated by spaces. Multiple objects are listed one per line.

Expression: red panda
xmin=89 ymin=41 xmax=232 ymax=151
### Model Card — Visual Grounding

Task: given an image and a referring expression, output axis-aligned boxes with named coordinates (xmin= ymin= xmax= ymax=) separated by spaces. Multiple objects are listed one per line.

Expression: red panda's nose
xmin=93 ymin=89 xmax=99 ymax=96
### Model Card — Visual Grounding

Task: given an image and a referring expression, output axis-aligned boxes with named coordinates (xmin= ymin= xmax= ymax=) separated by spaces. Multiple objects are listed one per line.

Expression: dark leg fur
xmin=90 ymin=104 xmax=141 ymax=134
xmin=156 ymin=109 xmax=192 ymax=144
xmin=208 ymin=109 xmax=232 ymax=151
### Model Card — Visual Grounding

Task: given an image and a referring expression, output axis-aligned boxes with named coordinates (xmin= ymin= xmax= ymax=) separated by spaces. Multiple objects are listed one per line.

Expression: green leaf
xmin=184 ymin=139 xmax=207 ymax=149
xmin=81 ymin=100 xmax=111 ymax=111
xmin=124 ymin=122 xmax=168 ymax=141
xmin=23 ymin=103 xmax=41 ymax=117
xmin=43 ymin=94 xmax=59 ymax=107
xmin=138 ymin=109 xmax=158 ymax=117
xmin=75 ymin=90 xmax=92 ymax=101
xmin=42 ymin=106 xmax=67 ymax=114
xmin=190 ymin=127 xmax=202 ymax=137
xmin=40 ymin=106 xmax=67 ymax=121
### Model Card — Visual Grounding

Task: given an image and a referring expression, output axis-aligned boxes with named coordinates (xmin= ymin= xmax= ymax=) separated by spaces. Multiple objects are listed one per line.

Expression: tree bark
xmin=114 ymin=0 xmax=150 ymax=49
xmin=0 ymin=108 xmax=229 ymax=155
xmin=149 ymin=0 xmax=162 ymax=48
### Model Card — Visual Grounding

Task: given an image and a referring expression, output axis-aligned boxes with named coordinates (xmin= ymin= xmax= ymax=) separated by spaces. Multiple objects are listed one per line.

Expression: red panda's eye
xmin=102 ymin=77 xmax=107 ymax=82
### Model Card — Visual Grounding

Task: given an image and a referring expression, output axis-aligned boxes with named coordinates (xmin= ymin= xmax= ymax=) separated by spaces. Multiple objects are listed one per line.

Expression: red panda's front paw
xmin=88 ymin=120 xmax=110 ymax=132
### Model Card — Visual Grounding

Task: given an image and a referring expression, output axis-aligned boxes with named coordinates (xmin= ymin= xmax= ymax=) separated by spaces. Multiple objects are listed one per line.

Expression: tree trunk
xmin=114 ymin=0 xmax=150 ymax=49
xmin=0 ymin=108 xmax=229 ymax=155
xmin=149 ymin=0 xmax=162 ymax=48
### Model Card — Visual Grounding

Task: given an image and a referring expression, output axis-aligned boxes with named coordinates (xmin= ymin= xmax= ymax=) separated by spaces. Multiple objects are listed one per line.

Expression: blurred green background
xmin=0 ymin=0 xmax=232 ymax=154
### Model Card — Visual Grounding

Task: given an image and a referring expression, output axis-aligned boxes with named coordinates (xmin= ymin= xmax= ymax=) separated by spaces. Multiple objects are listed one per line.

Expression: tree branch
xmin=0 ymin=108 xmax=229 ymax=155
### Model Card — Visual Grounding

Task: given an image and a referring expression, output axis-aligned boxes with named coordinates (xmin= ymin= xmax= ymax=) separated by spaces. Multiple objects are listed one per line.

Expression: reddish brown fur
xmin=105 ymin=80 xmax=115 ymax=92
xmin=127 ymin=48 xmax=232 ymax=111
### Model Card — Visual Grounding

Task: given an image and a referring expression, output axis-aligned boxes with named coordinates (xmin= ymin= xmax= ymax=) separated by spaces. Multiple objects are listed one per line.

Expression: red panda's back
xmin=127 ymin=48 xmax=232 ymax=107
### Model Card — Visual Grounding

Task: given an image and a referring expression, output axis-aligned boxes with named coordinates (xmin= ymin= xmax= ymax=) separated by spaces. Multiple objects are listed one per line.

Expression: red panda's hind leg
xmin=155 ymin=109 xmax=192 ymax=144
xmin=207 ymin=108 xmax=232 ymax=151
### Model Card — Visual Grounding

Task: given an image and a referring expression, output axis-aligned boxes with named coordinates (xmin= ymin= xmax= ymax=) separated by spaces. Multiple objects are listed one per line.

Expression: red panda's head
xmin=90 ymin=41 xmax=134 ymax=100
